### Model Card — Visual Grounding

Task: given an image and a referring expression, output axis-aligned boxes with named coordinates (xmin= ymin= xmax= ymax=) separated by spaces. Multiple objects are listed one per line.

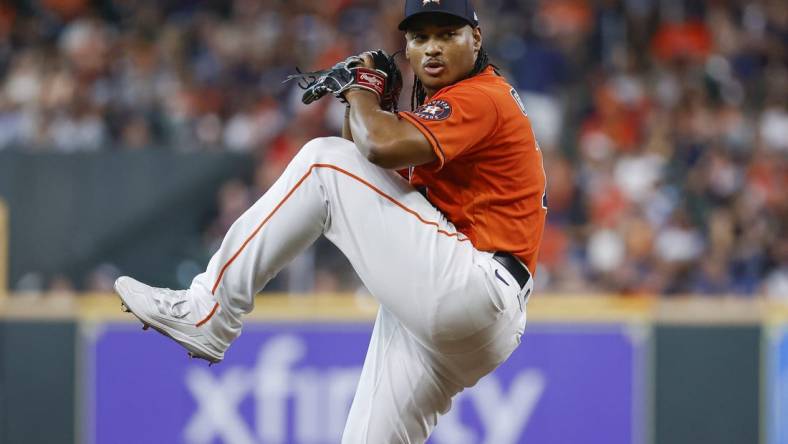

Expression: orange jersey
xmin=399 ymin=66 xmax=547 ymax=273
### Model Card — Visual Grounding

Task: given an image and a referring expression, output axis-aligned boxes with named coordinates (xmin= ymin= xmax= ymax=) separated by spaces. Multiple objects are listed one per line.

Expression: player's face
xmin=405 ymin=15 xmax=482 ymax=97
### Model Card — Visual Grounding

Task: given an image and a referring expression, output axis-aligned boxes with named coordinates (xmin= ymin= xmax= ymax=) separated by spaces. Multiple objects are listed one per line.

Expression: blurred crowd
xmin=1 ymin=0 xmax=786 ymax=297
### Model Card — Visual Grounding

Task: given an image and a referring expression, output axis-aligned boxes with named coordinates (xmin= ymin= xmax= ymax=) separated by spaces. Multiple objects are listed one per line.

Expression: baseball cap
xmin=398 ymin=0 xmax=479 ymax=31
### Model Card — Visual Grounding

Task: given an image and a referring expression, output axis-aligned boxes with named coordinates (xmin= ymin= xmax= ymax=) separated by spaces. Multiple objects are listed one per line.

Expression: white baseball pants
xmin=190 ymin=137 xmax=530 ymax=443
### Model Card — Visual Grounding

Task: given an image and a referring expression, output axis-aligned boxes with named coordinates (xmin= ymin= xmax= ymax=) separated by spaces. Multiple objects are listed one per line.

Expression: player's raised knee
xmin=297 ymin=137 xmax=359 ymax=163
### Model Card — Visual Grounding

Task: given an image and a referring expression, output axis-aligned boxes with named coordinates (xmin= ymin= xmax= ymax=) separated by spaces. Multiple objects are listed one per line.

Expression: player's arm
xmin=344 ymin=89 xmax=436 ymax=170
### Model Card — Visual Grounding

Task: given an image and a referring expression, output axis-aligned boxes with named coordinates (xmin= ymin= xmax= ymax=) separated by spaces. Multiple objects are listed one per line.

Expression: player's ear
xmin=473 ymin=27 xmax=482 ymax=53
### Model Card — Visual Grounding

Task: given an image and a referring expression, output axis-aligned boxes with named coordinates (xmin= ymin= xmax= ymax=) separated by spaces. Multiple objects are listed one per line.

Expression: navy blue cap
xmin=398 ymin=0 xmax=479 ymax=31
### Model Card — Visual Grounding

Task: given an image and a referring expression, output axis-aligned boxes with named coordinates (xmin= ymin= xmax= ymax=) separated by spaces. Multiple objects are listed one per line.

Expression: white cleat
xmin=114 ymin=276 xmax=225 ymax=364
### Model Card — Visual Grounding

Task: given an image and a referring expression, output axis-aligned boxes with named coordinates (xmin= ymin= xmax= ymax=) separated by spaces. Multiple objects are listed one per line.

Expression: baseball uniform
xmin=114 ymin=1 xmax=546 ymax=442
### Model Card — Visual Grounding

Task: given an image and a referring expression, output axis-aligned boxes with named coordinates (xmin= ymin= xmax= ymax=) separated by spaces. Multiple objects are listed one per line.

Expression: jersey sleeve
xmin=398 ymin=86 xmax=498 ymax=171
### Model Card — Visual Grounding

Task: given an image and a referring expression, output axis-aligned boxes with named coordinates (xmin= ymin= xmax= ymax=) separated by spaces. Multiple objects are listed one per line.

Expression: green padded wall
xmin=0 ymin=321 xmax=77 ymax=444
xmin=655 ymin=325 xmax=761 ymax=444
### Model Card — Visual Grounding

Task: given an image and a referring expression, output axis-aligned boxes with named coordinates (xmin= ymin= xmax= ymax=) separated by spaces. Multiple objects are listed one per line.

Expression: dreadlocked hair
xmin=410 ymin=46 xmax=497 ymax=110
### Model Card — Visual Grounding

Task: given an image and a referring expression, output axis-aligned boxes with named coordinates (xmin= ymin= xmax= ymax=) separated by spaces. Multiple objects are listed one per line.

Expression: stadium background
xmin=0 ymin=0 xmax=785 ymax=443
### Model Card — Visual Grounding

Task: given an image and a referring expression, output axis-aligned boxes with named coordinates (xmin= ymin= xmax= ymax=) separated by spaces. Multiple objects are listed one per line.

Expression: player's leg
xmin=341 ymin=307 xmax=463 ymax=444
xmin=342 ymin=293 xmax=527 ymax=443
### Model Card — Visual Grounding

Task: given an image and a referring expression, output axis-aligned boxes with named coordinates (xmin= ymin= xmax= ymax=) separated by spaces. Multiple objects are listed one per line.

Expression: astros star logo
xmin=423 ymin=0 xmax=440 ymax=5
xmin=421 ymin=105 xmax=442 ymax=115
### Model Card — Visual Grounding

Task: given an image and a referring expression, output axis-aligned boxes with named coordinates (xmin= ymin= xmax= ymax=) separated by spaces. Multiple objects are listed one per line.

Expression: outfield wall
xmin=0 ymin=296 xmax=783 ymax=444
xmin=0 ymin=151 xmax=253 ymax=289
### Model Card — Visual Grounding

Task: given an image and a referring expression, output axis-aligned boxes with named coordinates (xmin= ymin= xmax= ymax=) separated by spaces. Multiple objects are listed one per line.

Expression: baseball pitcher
xmin=115 ymin=0 xmax=547 ymax=442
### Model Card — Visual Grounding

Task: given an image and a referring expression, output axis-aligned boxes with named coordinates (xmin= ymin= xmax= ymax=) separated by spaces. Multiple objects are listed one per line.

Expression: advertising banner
xmin=770 ymin=326 xmax=788 ymax=444
xmin=84 ymin=321 xmax=647 ymax=444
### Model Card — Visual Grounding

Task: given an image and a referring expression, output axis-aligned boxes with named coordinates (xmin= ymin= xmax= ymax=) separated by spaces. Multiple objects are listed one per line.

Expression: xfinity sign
xmin=88 ymin=322 xmax=645 ymax=444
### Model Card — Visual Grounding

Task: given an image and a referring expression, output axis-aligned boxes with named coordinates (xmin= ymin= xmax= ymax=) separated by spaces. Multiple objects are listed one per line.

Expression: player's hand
xmin=360 ymin=50 xmax=403 ymax=112
xmin=357 ymin=52 xmax=377 ymax=70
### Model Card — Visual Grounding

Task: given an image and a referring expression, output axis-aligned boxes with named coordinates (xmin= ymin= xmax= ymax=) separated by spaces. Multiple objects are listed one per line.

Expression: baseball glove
xmin=286 ymin=50 xmax=403 ymax=112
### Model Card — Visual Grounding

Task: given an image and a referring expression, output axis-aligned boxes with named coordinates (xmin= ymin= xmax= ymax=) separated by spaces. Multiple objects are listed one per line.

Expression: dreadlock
xmin=410 ymin=46 xmax=497 ymax=110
